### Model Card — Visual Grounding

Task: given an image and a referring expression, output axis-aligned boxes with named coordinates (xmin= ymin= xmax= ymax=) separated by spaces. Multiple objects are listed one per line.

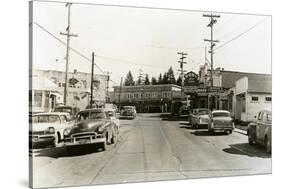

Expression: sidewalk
xmin=234 ymin=125 xmax=248 ymax=135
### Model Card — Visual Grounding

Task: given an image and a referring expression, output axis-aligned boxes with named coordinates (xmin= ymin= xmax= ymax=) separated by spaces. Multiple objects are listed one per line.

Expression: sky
xmin=32 ymin=0 xmax=271 ymax=89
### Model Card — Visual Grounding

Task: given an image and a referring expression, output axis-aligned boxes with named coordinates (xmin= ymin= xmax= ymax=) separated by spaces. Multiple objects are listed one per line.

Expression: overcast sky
xmin=32 ymin=1 xmax=271 ymax=88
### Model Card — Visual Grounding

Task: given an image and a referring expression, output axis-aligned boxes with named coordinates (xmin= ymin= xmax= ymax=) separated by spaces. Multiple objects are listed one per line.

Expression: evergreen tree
xmin=158 ymin=73 xmax=163 ymax=84
xmin=162 ymin=72 xmax=169 ymax=84
xmin=166 ymin=66 xmax=176 ymax=84
xmin=151 ymin=77 xmax=157 ymax=85
xmin=144 ymin=74 xmax=150 ymax=85
xmin=176 ymin=75 xmax=182 ymax=86
xmin=124 ymin=71 xmax=135 ymax=86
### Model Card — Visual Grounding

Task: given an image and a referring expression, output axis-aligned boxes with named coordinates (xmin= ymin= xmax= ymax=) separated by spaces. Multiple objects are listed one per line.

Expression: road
xmin=31 ymin=113 xmax=271 ymax=188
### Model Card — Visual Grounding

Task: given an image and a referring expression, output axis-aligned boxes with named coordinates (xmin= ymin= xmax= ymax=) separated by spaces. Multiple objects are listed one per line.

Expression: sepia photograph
xmin=29 ymin=0 xmax=272 ymax=188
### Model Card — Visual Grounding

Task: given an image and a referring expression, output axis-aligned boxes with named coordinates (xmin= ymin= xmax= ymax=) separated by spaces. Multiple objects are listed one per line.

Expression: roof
xmin=33 ymin=112 xmax=70 ymax=116
xmin=211 ymin=110 xmax=230 ymax=113
xmin=247 ymin=75 xmax=272 ymax=93
xmin=78 ymin=108 xmax=105 ymax=114
xmin=220 ymin=70 xmax=271 ymax=89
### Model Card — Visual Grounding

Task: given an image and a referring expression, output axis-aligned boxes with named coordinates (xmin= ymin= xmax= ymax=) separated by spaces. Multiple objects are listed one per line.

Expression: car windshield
xmin=54 ymin=108 xmax=72 ymax=114
xmin=197 ymin=110 xmax=208 ymax=115
xmin=76 ymin=112 xmax=106 ymax=121
xmin=212 ymin=112 xmax=230 ymax=117
xmin=32 ymin=115 xmax=61 ymax=123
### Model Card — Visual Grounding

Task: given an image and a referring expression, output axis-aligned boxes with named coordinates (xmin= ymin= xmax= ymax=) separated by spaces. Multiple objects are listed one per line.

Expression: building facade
xmin=111 ymin=84 xmax=183 ymax=113
xmin=30 ymin=69 xmax=107 ymax=112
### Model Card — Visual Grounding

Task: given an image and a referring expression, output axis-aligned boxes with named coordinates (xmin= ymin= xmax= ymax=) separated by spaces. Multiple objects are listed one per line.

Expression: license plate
xmin=78 ymin=139 xmax=89 ymax=144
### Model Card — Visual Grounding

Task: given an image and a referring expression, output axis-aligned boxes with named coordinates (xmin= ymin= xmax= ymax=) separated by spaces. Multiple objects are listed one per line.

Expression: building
xmin=229 ymin=75 xmax=272 ymax=121
xmin=111 ymin=84 xmax=183 ymax=113
xmin=198 ymin=64 xmax=272 ymax=120
xmin=30 ymin=69 xmax=107 ymax=111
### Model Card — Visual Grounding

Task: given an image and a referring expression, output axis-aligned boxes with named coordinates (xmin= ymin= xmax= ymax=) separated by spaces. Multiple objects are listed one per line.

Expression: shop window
xmin=34 ymin=91 xmax=42 ymax=107
xmin=265 ymin=97 xmax=272 ymax=102
xmin=251 ymin=96 xmax=259 ymax=102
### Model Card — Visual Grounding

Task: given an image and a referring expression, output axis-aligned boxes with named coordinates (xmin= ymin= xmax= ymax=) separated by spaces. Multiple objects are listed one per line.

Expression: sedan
xmin=208 ymin=110 xmax=234 ymax=134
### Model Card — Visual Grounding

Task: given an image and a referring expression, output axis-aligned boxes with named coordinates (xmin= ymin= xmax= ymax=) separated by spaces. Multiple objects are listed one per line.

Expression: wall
xmin=245 ymin=93 xmax=272 ymax=121
xmin=235 ymin=77 xmax=248 ymax=95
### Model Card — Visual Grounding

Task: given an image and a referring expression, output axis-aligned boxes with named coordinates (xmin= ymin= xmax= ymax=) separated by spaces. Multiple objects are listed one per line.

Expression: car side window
xmin=258 ymin=112 xmax=262 ymax=121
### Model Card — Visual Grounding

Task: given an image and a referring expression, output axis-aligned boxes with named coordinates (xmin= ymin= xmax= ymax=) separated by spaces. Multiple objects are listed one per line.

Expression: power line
xmin=215 ymin=17 xmax=269 ymax=51
xmin=33 ymin=21 xmax=119 ymax=84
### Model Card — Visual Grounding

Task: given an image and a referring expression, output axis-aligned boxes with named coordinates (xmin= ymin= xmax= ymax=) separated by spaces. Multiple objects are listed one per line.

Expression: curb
xmin=234 ymin=128 xmax=247 ymax=135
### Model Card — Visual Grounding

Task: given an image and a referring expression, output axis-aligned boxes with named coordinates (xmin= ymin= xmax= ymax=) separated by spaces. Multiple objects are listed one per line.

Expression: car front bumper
xmin=64 ymin=132 xmax=106 ymax=146
xmin=29 ymin=134 xmax=56 ymax=147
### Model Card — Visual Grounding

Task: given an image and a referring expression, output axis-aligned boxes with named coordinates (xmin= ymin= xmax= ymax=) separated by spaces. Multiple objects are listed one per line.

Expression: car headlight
xmin=48 ymin=127 xmax=55 ymax=134
xmin=63 ymin=128 xmax=71 ymax=136
xmin=98 ymin=126 xmax=105 ymax=133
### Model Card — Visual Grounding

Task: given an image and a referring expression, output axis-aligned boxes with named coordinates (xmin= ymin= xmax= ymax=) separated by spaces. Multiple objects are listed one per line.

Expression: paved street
xmin=31 ymin=114 xmax=271 ymax=188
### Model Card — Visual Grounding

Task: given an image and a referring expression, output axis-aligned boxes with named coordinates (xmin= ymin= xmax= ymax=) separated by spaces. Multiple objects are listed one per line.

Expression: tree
xmin=166 ymin=66 xmax=176 ymax=84
xmin=144 ymin=74 xmax=150 ymax=85
xmin=158 ymin=73 xmax=163 ymax=84
xmin=162 ymin=72 xmax=169 ymax=84
xmin=151 ymin=77 xmax=157 ymax=85
xmin=124 ymin=71 xmax=135 ymax=86
xmin=176 ymin=75 xmax=182 ymax=86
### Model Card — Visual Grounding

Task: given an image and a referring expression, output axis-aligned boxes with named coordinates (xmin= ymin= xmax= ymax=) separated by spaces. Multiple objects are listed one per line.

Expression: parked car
xmin=208 ymin=110 xmax=234 ymax=134
xmin=119 ymin=106 xmax=137 ymax=119
xmin=63 ymin=109 xmax=118 ymax=151
xmin=104 ymin=108 xmax=120 ymax=131
xmin=247 ymin=110 xmax=272 ymax=153
xmin=54 ymin=105 xmax=80 ymax=119
xmin=190 ymin=108 xmax=209 ymax=129
xmin=178 ymin=105 xmax=191 ymax=118
xmin=29 ymin=112 xmax=74 ymax=148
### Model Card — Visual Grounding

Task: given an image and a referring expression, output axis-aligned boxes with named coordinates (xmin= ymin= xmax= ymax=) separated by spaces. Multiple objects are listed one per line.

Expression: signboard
xmin=184 ymin=71 xmax=199 ymax=86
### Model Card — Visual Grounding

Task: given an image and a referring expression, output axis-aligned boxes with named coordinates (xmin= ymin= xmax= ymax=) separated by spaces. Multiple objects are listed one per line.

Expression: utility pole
xmin=90 ymin=52 xmax=95 ymax=109
xmin=177 ymin=52 xmax=187 ymax=102
xmin=105 ymin=71 xmax=112 ymax=103
xmin=203 ymin=13 xmax=220 ymax=87
xmin=60 ymin=2 xmax=78 ymax=105
xmin=118 ymin=77 xmax=123 ymax=107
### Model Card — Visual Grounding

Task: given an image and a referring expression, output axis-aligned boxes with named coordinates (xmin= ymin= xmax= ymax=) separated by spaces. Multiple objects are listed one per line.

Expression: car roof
xmin=78 ymin=108 xmax=105 ymax=114
xmin=212 ymin=110 xmax=230 ymax=113
xmin=33 ymin=112 xmax=70 ymax=116
xmin=104 ymin=108 xmax=116 ymax=112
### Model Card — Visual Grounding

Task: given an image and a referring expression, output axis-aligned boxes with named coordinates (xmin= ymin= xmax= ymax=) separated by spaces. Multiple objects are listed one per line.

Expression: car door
xmin=256 ymin=112 xmax=263 ymax=142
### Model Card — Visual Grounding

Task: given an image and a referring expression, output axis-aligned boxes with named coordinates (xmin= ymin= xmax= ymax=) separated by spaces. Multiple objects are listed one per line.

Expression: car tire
xmin=229 ymin=130 xmax=232 ymax=134
xmin=264 ymin=136 xmax=271 ymax=154
xmin=101 ymin=141 xmax=107 ymax=151
xmin=248 ymin=132 xmax=254 ymax=145
xmin=111 ymin=134 xmax=117 ymax=144
xmin=53 ymin=133 xmax=60 ymax=147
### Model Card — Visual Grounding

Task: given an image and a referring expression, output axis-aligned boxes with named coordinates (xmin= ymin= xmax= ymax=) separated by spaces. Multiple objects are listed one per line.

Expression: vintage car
xmin=119 ymin=106 xmax=137 ymax=119
xmin=29 ymin=112 xmax=74 ymax=148
xmin=54 ymin=105 xmax=80 ymax=119
xmin=208 ymin=110 xmax=234 ymax=134
xmin=190 ymin=108 xmax=209 ymax=129
xmin=63 ymin=109 xmax=118 ymax=151
xmin=104 ymin=108 xmax=120 ymax=131
xmin=178 ymin=105 xmax=191 ymax=118
xmin=247 ymin=110 xmax=272 ymax=153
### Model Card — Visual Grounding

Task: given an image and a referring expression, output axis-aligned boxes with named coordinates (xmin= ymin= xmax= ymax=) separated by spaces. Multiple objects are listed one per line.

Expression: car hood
xmin=198 ymin=115 xmax=209 ymax=119
xmin=213 ymin=117 xmax=232 ymax=122
xmin=30 ymin=123 xmax=58 ymax=132
xmin=72 ymin=119 xmax=107 ymax=133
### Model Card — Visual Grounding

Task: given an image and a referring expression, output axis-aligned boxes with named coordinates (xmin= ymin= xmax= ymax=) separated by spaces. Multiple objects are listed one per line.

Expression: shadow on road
xmin=190 ymin=130 xmax=228 ymax=136
xmin=223 ymin=143 xmax=271 ymax=158
xmin=34 ymin=144 xmax=104 ymax=158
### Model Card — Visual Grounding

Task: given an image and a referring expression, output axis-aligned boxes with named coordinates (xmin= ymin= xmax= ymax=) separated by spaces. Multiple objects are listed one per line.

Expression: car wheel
xmin=264 ymin=136 xmax=271 ymax=153
xmin=111 ymin=134 xmax=117 ymax=144
xmin=101 ymin=141 xmax=107 ymax=151
xmin=53 ymin=133 xmax=60 ymax=147
xmin=228 ymin=130 xmax=232 ymax=134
